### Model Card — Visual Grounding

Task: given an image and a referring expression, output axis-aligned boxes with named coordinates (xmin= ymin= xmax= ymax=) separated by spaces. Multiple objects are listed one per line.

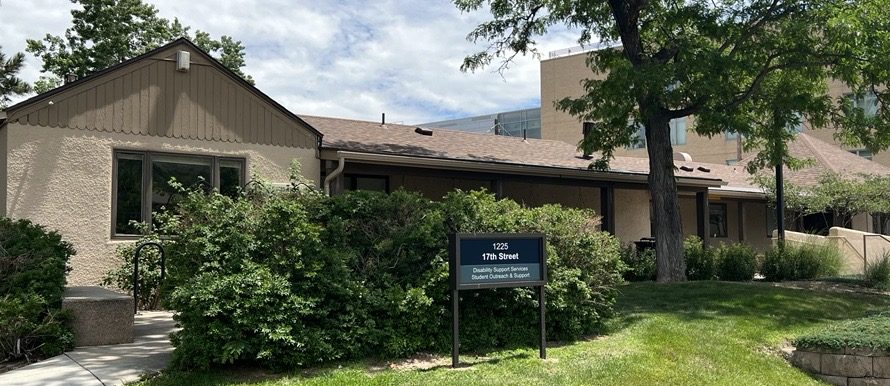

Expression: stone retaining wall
xmin=791 ymin=346 xmax=890 ymax=386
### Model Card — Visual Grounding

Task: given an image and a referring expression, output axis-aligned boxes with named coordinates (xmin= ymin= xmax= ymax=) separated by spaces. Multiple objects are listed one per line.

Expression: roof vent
xmin=696 ymin=166 xmax=711 ymax=173
xmin=415 ymin=127 xmax=433 ymax=136
xmin=64 ymin=73 xmax=77 ymax=84
xmin=673 ymin=152 xmax=692 ymax=162
xmin=176 ymin=51 xmax=190 ymax=72
xmin=680 ymin=165 xmax=694 ymax=172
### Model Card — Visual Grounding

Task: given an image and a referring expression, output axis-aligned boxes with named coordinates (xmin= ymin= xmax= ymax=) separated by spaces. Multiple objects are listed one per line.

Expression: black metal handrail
xmin=133 ymin=241 xmax=165 ymax=314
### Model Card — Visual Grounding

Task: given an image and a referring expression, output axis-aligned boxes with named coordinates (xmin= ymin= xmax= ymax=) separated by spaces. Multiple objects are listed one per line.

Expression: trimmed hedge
xmin=0 ymin=218 xmax=75 ymax=361
xmin=163 ymin=187 xmax=624 ymax=369
xmin=794 ymin=313 xmax=890 ymax=352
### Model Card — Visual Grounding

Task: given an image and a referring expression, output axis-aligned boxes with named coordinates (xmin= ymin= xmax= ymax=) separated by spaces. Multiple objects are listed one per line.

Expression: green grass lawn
xmin=139 ymin=281 xmax=890 ymax=385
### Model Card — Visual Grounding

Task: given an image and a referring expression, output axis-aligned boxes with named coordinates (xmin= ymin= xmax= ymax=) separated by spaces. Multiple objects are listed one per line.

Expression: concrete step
xmin=62 ymin=286 xmax=134 ymax=347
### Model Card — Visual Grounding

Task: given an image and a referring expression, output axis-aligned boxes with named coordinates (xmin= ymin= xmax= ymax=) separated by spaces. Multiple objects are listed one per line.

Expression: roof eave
xmin=320 ymin=148 xmax=724 ymax=188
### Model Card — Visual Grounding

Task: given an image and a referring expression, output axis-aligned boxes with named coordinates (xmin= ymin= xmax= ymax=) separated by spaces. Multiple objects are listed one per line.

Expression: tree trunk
xmin=644 ymin=115 xmax=687 ymax=282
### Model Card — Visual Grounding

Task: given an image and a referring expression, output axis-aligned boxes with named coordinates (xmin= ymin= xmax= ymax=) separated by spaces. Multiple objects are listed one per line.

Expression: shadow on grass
xmin=143 ymin=281 xmax=890 ymax=385
xmin=613 ymin=281 xmax=890 ymax=333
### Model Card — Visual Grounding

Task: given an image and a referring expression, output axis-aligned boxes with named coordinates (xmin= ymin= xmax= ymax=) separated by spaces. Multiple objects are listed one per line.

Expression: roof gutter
xmin=321 ymin=150 xmax=724 ymax=188
xmin=707 ymin=186 xmax=767 ymax=200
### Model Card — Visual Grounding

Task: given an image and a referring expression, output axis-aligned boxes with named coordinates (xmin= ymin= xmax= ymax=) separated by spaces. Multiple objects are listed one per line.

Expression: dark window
xmin=345 ymin=175 xmax=389 ymax=193
xmin=113 ymin=151 xmax=245 ymax=237
xmin=151 ymin=154 xmax=213 ymax=225
xmin=709 ymin=203 xmax=728 ymax=238
xmin=114 ymin=153 xmax=144 ymax=235
xmin=219 ymin=159 xmax=245 ymax=197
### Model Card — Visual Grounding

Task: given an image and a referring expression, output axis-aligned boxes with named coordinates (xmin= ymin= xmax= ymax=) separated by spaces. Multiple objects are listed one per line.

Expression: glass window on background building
xmin=709 ymin=203 xmax=728 ymax=238
xmin=725 ymin=130 xmax=738 ymax=141
xmin=850 ymin=149 xmax=874 ymax=160
xmin=626 ymin=119 xmax=684 ymax=148
xmin=628 ymin=124 xmax=646 ymax=149
xmin=113 ymin=151 xmax=245 ymax=236
xmin=852 ymin=92 xmax=879 ymax=117
xmin=669 ymin=118 xmax=687 ymax=145
xmin=725 ymin=159 xmax=738 ymax=166
xmin=495 ymin=109 xmax=542 ymax=139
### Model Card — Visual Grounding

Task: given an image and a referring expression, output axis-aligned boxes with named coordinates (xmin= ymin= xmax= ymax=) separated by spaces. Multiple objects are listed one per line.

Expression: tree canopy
xmin=0 ymin=47 xmax=31 ymax=108
xmin=27 ymin=0 xmax=252 ymax=93
xmin=755 ymin=173 xmax=890 ymax=220
xmin=456 ymin=0 xmax=890 ymax=281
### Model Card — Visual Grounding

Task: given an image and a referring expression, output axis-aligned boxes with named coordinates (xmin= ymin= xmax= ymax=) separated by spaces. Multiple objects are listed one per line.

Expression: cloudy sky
xmin=0 ymin=0 xmax=579 ymax=124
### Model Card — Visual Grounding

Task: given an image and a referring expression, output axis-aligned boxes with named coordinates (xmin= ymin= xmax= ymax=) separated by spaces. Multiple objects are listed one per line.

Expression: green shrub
xmin=0 ymin=218 xmax=75 ymax=361
xmin=619 ymin=245 xmax=655 ymax=282
xmin=0 ymin=294 xmax=73 ymax=361
xmin=685 ymin=236 xmax=717 ymax=281
xmin=165 ymin=189 xmax=361 ymax=368
xmin=794 ymin=313 xmax=890 ymax=352
xmin=865 ymin=253 xmax=890 ymax=289
xmin=716 ymin=243 xmax=756 ymax=281
xmin=762 ymin=243 xmax=842 ymax=281
xmin=162 ymin=186 xmax=624 ymax=369
xmin=443 ymin=194 xmax=624 ymax=342
xmin=102 ymin=230 xmax=166 ymax=310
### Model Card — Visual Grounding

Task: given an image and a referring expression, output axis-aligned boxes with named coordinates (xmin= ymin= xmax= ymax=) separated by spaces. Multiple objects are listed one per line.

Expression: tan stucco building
xmin=0 ymin=39 xmax=787 ymax=286
xmin=540 ymin=48 xmax=886 ymax=166
xmin=0 ymin=39 xmax=320 ymax=284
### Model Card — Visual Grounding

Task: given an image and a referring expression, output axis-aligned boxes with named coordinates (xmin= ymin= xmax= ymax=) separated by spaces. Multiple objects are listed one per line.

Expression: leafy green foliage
xmin=0 ymin=294 xmax=73 ymax=362
xmin=26 ymin=0 xmax=252 ymax=93
xmin=865 ymin=253 xmax=890 ymax=289
xmin=455 ymin=0 xmax=890 ymax=282
xmin=684 ymin=236 xmax=717 ymax=281
xmin=101 ymin=230 xmax=165 ymax=310
xmin=619 ymin=245 xmax=655 ymax=282
xmin=162 ymin=186 xmax=624 ymax=369
xmin=755 ymin=173 xmax=890 ymax=225
xmin=715 ymin=243 xmax=757 ymax=281
xmin=0 ymin=218 xmax=75 ymax=362
xmin=761 ymin=243 xmax=842 ymax=281
xmin=0 ymin=46 xmax=30 ymax=108
xmin=457 ymin=0 xmax=890 ymax=170
xmin=795 ymin=313 xmax=890 ymax=352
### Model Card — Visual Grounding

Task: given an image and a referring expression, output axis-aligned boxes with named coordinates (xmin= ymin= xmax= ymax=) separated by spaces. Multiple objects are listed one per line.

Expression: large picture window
xmin=112 ymin=150 xmax=245 ymax=236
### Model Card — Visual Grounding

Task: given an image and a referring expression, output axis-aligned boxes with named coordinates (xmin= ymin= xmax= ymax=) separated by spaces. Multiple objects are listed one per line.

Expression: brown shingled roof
xmin=301 ymin=115 xmax=755 ymax=189
xmin=743 ymin=132 xmax=890 ymax=187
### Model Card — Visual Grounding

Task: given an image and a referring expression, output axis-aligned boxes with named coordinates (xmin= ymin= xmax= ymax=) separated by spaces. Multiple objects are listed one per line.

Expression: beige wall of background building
xmin=540 ymin=51 xmax=887 ymax=166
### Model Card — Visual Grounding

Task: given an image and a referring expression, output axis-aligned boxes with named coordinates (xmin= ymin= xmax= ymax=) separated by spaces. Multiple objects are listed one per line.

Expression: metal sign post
xmin=449 ymin=233 xmax=547 ymax=368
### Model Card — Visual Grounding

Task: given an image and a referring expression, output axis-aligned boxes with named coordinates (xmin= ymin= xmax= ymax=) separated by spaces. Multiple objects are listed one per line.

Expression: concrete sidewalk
xmin=0 ymin=311 xmax=176 ymax=386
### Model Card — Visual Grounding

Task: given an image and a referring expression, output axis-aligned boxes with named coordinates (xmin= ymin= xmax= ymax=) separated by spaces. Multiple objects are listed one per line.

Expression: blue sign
xmin=449 ymin=233 xmax=546 ymax=289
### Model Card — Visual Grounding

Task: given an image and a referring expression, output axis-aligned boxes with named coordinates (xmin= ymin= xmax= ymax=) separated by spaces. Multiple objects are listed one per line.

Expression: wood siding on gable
xmin=9 ymin=47 xmax=316 ymax=149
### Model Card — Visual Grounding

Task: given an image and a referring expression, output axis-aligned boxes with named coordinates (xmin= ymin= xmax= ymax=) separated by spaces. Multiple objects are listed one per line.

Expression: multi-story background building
xmin=419 ymin=107 xmax=542 ymax=139
xmin=540 ymin=46 xmax=885 ymax=166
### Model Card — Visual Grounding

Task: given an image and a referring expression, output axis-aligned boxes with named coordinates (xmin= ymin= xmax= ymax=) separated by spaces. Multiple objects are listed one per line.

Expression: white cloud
xmin=0 ymin=0 xmax=581 ymax=123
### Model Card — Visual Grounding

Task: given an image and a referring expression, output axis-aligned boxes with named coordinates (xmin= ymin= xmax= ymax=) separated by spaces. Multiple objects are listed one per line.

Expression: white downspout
xmin=323 ymin=154 xmax=346 ymax=195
